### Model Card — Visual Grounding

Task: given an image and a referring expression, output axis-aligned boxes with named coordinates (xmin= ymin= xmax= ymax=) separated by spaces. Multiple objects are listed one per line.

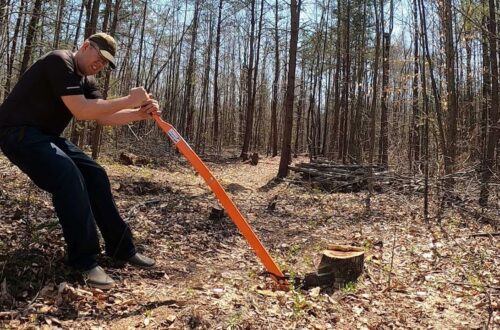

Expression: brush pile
xmin=289 ymin=159 xmax=393 ymax=192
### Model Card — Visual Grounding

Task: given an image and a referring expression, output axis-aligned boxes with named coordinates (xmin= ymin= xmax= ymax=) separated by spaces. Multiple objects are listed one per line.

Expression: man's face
xmin=78 ymin=41 xmax=109 ymax=75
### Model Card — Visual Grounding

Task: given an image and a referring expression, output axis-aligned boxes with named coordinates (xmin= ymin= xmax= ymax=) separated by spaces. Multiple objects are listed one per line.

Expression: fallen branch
xmin=468 ymin=232 xmax=500 ymax=238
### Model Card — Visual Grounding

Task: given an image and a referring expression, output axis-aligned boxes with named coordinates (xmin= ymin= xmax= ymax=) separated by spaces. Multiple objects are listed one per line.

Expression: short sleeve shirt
xmin=0 ymin=50 xmax=103 ymax=135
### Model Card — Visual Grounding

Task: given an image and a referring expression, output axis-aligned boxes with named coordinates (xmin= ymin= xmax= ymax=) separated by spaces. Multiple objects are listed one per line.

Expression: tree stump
xmin=119 ymin=152 xmax=137 ymax=165
xmin=250 ymin=152 xmax=259 ymax=165
xmin=209 ymin=206 xmax=225 ymax=220
xmin=119 ymin=152 xmax=149 ymax=166
xmin=303 ymin=244 xmax=364 ymax=289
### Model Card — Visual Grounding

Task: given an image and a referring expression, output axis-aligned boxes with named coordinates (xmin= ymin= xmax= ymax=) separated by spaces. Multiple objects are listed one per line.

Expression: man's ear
xmin=82 ymin=40 xmax=91 ymax=51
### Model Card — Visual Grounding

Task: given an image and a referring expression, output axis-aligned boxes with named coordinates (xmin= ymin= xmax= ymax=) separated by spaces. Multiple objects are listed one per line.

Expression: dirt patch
xmin=0 ymin=154 xmax=498 ymax=329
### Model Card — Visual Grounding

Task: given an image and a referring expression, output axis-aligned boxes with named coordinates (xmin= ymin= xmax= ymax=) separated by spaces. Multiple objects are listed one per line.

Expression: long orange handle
xmin=153 ymin=114 xmax=286 ymax=283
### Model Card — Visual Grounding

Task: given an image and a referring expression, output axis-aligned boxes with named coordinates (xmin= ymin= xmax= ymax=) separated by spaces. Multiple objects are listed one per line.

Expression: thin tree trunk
xmin=250 ymin=0 xmax=265 ymax=151
xmin=366 ymin=0 xmax=381 ymax=213
xmin=181 ymin=0 xmax=200 ymax=140
xmin=5 ymin=0 xmax=24 ymax=95
xmin=53 ymin=0 xmax=65 ymax=48
xmin=212 ymin=0 xmax=223 ymax=148
xmin=19 ymin=0 xmax=43 ymax=78
xmin=349 ymin=0 xmax=367 ymax=163
xmin=136 ymin=0 xmax=147 ymax=86
xmin=329 ymin=0 xmax=342 ymax=160
xmin=419 ymin=0 xmax=446 ymax=165
xmin=270 ymin=0 xmax=280 ymax=157
xmin=241 ymin=0 xmax=256 ymax=159
xmin=339 ymin=0 xmax=350 ymax=163
xmin=91 ymin=0 xmax=120 ymax=159
xmin=378 ymin=0 xmax=393 ymax=168
xmin=442 ymin=0 xmax=458 ymax=191
xmin=85 ymin=0 xmax=100 ymax=38
xmin=479 ymin=0 xmax=500 ymax=206
xmin=72 ymin=0 xmax=86 ymax=50
xmin=278 ymin=0 xmax=300 ymax=178
xmin=294 ymin=63 xmax=306 ymax=157
xmin=195 ymin=12 xmax=214 ymax=152
xmin=480 ymin=13 xmax=490 ymax=166
xmin=410 ymin=0 xmax=420 ymax=172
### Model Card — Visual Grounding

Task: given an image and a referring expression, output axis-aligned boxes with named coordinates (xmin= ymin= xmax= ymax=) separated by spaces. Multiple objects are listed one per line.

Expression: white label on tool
xmin=167 ymin=128 xmax=182 ymax=144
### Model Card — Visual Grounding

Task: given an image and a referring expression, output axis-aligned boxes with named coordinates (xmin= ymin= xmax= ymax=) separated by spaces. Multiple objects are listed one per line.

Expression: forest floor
xmin=0 ymin=149 xmax=498 ymax=329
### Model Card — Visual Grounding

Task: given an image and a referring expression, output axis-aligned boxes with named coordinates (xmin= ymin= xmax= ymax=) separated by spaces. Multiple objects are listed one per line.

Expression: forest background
xmin=0 ymin=0 xmax=498 ymax=207
xmin=0 ymin=0 xmax=499 ymax=328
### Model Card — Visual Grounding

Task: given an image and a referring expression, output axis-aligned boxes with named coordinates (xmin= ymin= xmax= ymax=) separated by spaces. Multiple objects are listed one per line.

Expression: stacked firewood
xmin=289 ymin=159 xmax=392 ymax=192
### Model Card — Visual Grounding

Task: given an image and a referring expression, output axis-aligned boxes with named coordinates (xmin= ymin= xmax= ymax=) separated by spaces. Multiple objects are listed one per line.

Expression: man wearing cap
xmin=0 ymin=32 xmax=158 ymax=289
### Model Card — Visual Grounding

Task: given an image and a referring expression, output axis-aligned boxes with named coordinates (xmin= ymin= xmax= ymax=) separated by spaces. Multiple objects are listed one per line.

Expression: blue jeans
xmin=0 ymin=126 xmax=136 ymax=270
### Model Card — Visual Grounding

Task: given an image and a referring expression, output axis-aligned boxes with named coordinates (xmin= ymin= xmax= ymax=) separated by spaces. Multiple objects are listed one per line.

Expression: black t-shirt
xmin=0 ymin=50 xmax=102 ymax=135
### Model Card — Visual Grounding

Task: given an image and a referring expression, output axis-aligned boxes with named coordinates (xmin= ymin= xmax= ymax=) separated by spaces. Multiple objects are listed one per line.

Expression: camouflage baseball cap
xmin=88 ymin=32 xmax=117 ymax=69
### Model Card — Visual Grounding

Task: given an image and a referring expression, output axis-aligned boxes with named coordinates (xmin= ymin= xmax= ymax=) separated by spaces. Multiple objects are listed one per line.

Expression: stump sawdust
xmin=0 ymin=154 xmax=498 ymax=329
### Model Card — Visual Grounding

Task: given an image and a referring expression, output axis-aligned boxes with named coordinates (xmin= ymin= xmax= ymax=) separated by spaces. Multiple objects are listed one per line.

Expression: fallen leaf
xmin=310 ymin=287 xmax=321 ymax=298
xmin=256 ymin=289 xmax=277 ymax=297
xmin=353 ymin=305 xmax=364 ymax=316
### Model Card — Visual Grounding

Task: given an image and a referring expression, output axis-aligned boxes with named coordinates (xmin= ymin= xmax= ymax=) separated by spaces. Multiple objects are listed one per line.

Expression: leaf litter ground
xmin=0 ymin=153 xmax=498 ymax=329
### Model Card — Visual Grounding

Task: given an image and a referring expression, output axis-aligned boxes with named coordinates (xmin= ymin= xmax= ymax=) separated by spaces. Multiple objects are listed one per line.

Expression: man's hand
xmin=128 ymin=87 xmax=149 ymax=108
xmin=138 ymin=98 xmax=161 ymax=119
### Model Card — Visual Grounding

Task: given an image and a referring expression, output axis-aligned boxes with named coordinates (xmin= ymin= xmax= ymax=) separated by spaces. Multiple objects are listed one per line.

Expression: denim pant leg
xmin=0 ymin=127 xmax=99 ymax=270
xmin=55 ymin=138 xmax=136 ymax=260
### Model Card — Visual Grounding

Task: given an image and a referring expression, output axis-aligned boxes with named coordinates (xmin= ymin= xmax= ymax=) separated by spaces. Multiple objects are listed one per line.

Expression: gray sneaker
xmin=83 ymin=266 xmax=115 ymax=290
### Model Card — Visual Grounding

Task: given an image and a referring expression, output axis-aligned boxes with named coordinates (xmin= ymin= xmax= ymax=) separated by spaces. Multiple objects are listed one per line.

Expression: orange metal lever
xmin=152 ymin=114 xmax=287 ymax=286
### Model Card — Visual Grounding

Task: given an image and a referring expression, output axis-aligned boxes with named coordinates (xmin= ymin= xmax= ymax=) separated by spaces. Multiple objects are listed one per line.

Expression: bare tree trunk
xmin=53 ymin=0 xmax=65 ymax=48
xmin=241 ymin=0 xmax=256 ymax=159
xmin=136 ymin=0 xmax=147 ymax=87
xmin=378 ymin=0 xmax=393 ymax=168
xmin=101 ymin=0 xmax=112 ymax=32
xmin=349 ymin=0 xmax=367 ymax=163
xmin=322 ymin=65 xmax=333 ymax=156
xmin=417 ymin=0 xmax=432 ymax=222
xmin=409 ymin=0 xmax=420 ymax=172
xmin=251 ymin=0 xmax=265 ymax=151
xmin=181 ymin=0 xmax=200 ymax=140
xmin=307 ymin=57 xmax=318 ymax=159
xmin=70 ymin=0 xmax=86 ymax=145
xmin=91 ymin=0 xmax=120 ymax=159
xmin=464 ymin=20 xmax=474 ymax=160
xmin=419 ymin=0 xmax=446 ymax=166
xmin=365 ymin=0 xmax=381 ymax=213
xmin=479 ymin=0 xmax=500 ymax=206
xmin=72 ymin=0 xmax=99 ymax=148
xmin=0 ymin=0 xmax=6 ymax=35
xmin=72 ymin=0 xmax=86 ymax=50
xmin=195 ymin=11 xmax=214 ymax=152
xmin=212 ymin=0 xmax=223 ymax=148
xmin=316 ymin=5 xmax=330 ymax=157
xmin=442 ymin=0 xmax=458 ymax=192
xmin=338 ymin=0 xmax=350 ymax=163
xmin=19 ymin=0 xmax=43 ymax=78
xmin=329 ymin=0 xmax=342 ymax=160
xmin=85 ymin=0 xmax=100 ymax=38
xmin=270 ymin=0 xmax=280 ymax=157
xmin=278 ymin=0 xmax=300 ymax=178
xmin=5 ymin=0 xmax=25 ymax=95
xmin=294 ymin=64 xmax=306 ymax=157
xmin=480 ymin=13 xmax=490 ymax=167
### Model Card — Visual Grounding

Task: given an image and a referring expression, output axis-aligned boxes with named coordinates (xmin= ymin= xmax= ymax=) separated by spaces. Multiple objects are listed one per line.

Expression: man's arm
xmin=61 ymin=87 xmax=148 ymax=121
xmin=96 ymin=99 xmax=160 ymax=126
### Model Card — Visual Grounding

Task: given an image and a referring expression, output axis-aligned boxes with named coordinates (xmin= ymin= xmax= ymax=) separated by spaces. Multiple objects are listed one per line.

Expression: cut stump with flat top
xmin=303 ymin=244 xmax=364 ymax=289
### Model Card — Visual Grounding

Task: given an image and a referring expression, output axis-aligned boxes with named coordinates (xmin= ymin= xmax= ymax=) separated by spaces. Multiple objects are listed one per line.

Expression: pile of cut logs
xmin=289 ymin=159 xmax=391 ymax=192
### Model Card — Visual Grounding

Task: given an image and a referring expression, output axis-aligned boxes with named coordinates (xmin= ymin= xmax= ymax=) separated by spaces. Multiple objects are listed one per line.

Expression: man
xmin=0 ymin=32 xmax=159 ymax=289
